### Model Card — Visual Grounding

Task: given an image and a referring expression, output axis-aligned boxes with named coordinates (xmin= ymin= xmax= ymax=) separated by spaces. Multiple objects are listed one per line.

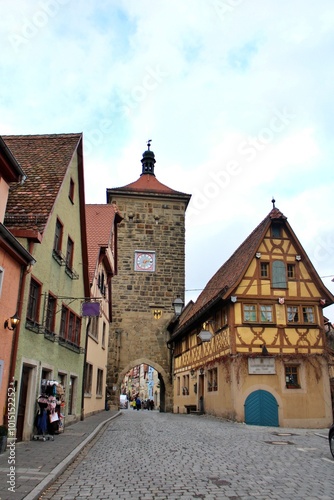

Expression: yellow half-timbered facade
xmin=169 ymin=206 xmax=334 ymax=427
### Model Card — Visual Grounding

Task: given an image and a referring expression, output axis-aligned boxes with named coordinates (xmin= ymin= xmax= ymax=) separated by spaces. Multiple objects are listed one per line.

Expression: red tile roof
xmin=85 ymin=204 xmax=120 ymax=283
xmin=114 ymin=173 xmax=188 ymax=196
xmin=3 ymin=133 xmax=82 ymax=234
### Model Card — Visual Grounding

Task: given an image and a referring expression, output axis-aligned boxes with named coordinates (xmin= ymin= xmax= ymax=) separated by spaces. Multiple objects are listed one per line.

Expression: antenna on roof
xmin=271 ymin=197 xmax=276 ymax=209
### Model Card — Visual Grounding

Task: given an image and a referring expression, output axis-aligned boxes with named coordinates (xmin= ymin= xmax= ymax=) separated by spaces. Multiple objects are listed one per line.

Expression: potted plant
xmin=0 ymin=425 xmax=8 ymax=454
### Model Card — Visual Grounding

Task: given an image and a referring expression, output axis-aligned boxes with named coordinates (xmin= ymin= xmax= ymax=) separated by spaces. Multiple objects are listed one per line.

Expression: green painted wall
xmin=15 ymin=152 xmax=88 ymax=439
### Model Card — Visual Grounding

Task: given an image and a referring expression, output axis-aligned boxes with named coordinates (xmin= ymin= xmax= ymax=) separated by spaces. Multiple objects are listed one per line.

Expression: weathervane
xmin=272 ymin=197 xmax=276 ymax=209
xmin=147 ymin=139 xmax=152 ymax=150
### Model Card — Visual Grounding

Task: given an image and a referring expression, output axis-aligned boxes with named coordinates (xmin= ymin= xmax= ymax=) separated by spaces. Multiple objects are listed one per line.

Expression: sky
xmin=1 ymin=0 xmax=334 ymax=317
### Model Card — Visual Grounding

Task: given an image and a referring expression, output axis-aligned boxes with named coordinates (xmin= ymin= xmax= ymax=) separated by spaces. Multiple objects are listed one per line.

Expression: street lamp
xmin=172 ymin=296 xmax=184 ymax=316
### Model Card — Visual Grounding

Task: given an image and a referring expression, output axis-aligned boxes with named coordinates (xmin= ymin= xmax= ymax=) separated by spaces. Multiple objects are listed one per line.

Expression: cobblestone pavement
xmin=0 ymin=410 xmax=119 ymax=500
xmin=38 ymin=410 xmax=334 ymax=500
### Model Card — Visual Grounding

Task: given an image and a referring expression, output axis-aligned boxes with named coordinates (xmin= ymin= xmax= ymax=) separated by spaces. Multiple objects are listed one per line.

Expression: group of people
xmin=131 ymin=397 xmax=154 ymax=411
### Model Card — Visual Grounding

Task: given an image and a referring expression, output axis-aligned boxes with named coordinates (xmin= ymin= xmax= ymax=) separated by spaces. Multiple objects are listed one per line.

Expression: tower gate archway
xmin=117 ymin=358 xmax=170 ymax=412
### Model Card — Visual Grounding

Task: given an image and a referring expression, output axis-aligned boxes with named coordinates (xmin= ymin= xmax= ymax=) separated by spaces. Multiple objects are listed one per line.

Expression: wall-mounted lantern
xmin=4 ymin=313 xmax=20 ymax=331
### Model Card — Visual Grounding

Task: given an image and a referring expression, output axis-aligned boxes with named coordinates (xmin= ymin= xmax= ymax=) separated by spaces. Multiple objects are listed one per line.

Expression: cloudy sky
xmin=1 ymin=0 xmax=334 ymax=315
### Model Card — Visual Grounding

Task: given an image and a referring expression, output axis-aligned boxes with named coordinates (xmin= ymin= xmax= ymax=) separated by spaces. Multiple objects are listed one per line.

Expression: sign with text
xmin=248 ymin=357 xmax=276 ymax=375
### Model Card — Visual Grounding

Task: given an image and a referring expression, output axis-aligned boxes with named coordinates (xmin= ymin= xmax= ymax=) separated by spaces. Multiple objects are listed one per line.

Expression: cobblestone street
xmin=39 ymin=410 xmax=334 ymax=499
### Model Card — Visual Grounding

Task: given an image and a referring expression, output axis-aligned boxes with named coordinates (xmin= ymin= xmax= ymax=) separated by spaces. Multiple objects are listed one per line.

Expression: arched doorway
xmin=244 ymin=390 xmax=279 ymax=426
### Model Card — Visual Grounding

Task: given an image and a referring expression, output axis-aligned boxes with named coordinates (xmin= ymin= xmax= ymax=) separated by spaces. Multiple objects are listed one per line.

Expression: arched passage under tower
xmin=117 ymin=358 xmax=172 ymax=413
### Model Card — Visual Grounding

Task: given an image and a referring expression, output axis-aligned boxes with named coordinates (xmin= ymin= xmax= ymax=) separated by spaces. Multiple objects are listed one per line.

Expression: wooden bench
xmin=184 ymin=405 xmax=197 ymax=414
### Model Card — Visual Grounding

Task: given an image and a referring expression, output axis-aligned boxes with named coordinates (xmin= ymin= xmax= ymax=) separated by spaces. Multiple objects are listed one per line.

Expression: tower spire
xmin=141 ymin=139 xmax=156 ymax=176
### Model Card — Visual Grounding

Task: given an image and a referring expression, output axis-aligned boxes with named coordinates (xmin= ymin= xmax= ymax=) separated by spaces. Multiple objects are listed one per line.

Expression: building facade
xmin=3 ymin=133 xmax=89 ymax=440
xmin=84 ymin=204 xmax=122 ymax=416
xmin=106 ymin=143 xmax=191 ymax=411
xmin=169 ymin=204 xmax=334 ymax=427
xmin=0 ymin=137 xmax=35 ymax=428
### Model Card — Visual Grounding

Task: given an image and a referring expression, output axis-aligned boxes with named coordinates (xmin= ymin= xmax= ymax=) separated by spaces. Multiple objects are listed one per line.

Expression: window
xmin=287 ymin=305 xmax=315 ymax=324
xmin=59 ymin=305 xmax=81 ymax=347
xmin=182 ymin=375 xmax=189 ymax=395
xmin=302 ymin=306 xmax=314 ymax=323
xmin=27 ymin=278 xmax=41 ymax=323
xmin=208 ymin=368 xmax=218 ymax=392
xmin=45 ymin=294 xmax=57 ymax=333
xmin=69 ymin=178 xmax=75 ymax=203
xmin=89 ymin=316 xmax=99 ymax=340
xmin=84 ymin=363 xmax=93 ymax=394
xmin=285 ymin=365 xmax=300 ymax=388
xmin=272 ymin=260 xmax=286 ymax=288
xmin=287 ymin=264 xmax=295 ymax=279
xmin=177 ymin=377 xmax=180 ymax=396
xmin=96 ymin=369 xmax=103 ymax=396
xmin=60 ymin=306 xmax=67 ymax=338
xmin=102 ymin=322 xmax=106 ymax=348
xmin=68 ymin=376 xmax=77 ymax=415
xmin=260 ymin=262 xmax=269 ymax=278
xmin=68 ymin=312 xmax=76 ymax=343
xmin=260 ymin=305 xmax=273 ymax=322
xmin=215 ymin=308 xmax=227 ymax=330
xmin=272 ymin=223 xmax=282 ymax=238
xmin=287 ymin=306 xmax=299 ymax=323
xmin=243 ymin=304 xmax=274 ymax=323
xmin=54 ymin=219 xmax=63 ymax=254
xmin=66 ymin=237 xmax=74 ymax=269
xmin=244 ymin=304 xmax=256 ymax=322
xmin=99 ymin=272 xmax=106 ymax=296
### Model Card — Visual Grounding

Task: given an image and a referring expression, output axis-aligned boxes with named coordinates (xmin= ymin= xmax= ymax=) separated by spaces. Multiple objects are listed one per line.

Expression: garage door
xmin=244 ymin=390 xmax=279 ymax=426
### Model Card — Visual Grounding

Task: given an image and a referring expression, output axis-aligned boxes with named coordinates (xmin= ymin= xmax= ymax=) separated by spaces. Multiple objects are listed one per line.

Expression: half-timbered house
xmin=168 ymin=204 xmax=334 ymax=427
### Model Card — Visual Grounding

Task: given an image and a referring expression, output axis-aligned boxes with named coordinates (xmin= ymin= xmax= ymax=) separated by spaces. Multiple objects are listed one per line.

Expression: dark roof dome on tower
xmin=141 ymin=139 xmax=156 ymax=176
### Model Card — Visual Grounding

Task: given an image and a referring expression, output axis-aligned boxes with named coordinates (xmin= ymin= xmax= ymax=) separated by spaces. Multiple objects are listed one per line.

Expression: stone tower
xmin=106 ymin=142 xmax=191 ymax=411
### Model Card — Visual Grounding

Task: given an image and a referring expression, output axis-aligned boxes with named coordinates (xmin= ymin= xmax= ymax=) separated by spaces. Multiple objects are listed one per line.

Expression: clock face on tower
xmin=134 ymin=251 xmax=156 ymax=272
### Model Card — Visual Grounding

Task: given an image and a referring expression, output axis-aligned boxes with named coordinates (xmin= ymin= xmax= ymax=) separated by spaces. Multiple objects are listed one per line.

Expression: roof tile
xmin=85 ymin=204 xmax=119 ymax=283
xmin=3 ymin=133 xmax=82 ymax=233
